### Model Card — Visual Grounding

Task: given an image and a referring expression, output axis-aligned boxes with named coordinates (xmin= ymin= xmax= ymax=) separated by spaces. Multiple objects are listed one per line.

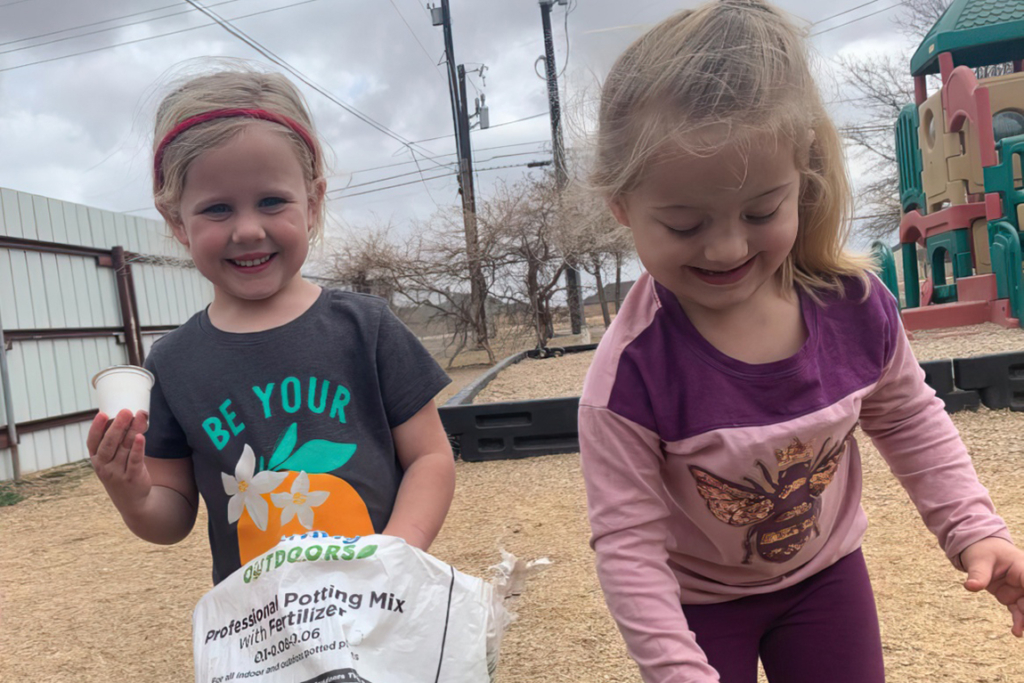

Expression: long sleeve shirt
xmin=579 ymin=271 xmax=1011 ymax=683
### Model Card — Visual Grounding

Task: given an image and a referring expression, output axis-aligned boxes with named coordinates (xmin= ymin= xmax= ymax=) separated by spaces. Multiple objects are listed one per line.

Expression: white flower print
xmin=271 ymin=471 xmax=330 ymax=530
xmin=221 ymin=444 xmax=288 ymax=531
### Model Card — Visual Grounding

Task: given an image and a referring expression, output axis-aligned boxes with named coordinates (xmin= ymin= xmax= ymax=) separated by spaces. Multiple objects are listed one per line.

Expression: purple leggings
xmin=681 ymin=549 xmax=885 ymax=683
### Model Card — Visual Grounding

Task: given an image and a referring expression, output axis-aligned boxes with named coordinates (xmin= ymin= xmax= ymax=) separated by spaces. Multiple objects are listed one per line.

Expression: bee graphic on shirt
xmin=689 ymin=429 xmax=854 ymax=564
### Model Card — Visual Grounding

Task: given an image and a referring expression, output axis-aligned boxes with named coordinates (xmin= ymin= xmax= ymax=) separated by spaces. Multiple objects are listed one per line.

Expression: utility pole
xmin=539 ymin=0 xmax=585 ymax=337
xmin=432 ymin=0 xmax=488 ymax=349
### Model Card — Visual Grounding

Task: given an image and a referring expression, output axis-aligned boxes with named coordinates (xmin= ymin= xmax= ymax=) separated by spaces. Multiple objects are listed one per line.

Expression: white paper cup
xmin=91 ymin=365 xmax=155 ymax=418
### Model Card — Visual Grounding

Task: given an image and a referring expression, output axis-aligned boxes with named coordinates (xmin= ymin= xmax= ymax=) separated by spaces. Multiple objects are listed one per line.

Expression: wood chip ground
xmin=2 ymin=322 xmax=1022 ymax=682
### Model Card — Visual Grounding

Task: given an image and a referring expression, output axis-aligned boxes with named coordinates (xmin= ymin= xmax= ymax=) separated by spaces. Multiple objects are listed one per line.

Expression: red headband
xmin=153 ymin=108 xmax=317 ymax=189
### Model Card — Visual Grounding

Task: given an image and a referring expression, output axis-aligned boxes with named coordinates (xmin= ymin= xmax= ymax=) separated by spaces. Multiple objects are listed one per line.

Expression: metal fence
xmin=0 ymin=187 xmax=212 ymax=481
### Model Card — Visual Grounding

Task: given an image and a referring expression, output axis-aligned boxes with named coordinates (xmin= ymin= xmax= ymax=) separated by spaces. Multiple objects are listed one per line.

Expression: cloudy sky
xmin=0 ymin=0 xmax=922 ymax=274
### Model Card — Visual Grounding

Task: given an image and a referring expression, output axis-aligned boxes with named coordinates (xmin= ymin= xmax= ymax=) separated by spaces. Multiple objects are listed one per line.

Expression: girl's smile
xmin=227 ymin=252 xmax=277 ymax=271
xmin=690 ymin=256 xmax=757 ymax=285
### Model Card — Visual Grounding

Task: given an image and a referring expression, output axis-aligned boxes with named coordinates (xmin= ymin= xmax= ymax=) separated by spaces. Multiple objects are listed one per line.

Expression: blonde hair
xmin=593 ymin=0 xmax=870 ymax=299
xmin=152 ymin=68 xmax=327 ymax=244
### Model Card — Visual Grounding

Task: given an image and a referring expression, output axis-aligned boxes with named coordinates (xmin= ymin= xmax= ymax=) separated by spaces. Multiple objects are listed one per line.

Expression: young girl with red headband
xmin=87 ymin=69 xmax=455 ymax=585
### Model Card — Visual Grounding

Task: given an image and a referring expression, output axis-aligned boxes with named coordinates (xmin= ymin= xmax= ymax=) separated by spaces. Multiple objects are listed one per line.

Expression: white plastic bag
xmin=193 ymin=533 xmax=508 ymax=683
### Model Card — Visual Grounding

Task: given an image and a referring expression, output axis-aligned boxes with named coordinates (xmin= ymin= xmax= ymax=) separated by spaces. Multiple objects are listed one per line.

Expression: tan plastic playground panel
xmin=950 ymin=71 xmax=1024 ymax=195
xmin=920 ymin=90 xmax=967 ymax=212
xmin=972 ymin=217 xmax=992 ymax=274
xmin=920 ymin=72 xmax=1024 ymax=214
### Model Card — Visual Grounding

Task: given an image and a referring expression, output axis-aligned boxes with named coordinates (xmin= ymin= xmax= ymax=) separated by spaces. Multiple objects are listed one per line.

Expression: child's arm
xmin=580 ymin=404 xmax=721 ymax=683
xmin=87 ymin=409 xmax=199 ymax=545
xmin=382 ymin=400 xmax=455 ymax=551
xmin=961 ymin=536 xmax=1024 ymax=637
xmin=859 ymin=293 xmax=1017 ymax=632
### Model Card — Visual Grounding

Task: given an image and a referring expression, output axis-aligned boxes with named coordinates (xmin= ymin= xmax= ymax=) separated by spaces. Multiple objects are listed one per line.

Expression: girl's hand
xmin=87 ymin=409 xmax=152 ymax=515
xmin=961 ymin=537 xmax=1024 ymax=638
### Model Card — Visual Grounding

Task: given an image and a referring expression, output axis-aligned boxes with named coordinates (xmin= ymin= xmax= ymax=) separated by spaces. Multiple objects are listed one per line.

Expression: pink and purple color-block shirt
xmin=579 ymin=271 xmax=1011 ymax=683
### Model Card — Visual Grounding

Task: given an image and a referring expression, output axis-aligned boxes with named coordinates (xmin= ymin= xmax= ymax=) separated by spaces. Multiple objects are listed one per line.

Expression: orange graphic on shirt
xmin=222 ymin=424 xmax=375 ymax=566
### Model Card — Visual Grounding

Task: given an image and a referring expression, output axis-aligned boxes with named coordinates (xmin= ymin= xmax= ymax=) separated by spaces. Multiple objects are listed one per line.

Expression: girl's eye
xmin=202 ymin=204 xmax=230 ymax=216
xmin=259 ymin=197 xmax=287 ymax=209
xmin=744 ymin=206 xmax=781 ymax=223
xmin=661 ymin=222 xmax=700 ymax=235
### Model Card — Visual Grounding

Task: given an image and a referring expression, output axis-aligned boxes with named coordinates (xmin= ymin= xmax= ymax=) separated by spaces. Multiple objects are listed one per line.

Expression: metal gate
xmin=0 ymin=187 xmax=212 ymax=480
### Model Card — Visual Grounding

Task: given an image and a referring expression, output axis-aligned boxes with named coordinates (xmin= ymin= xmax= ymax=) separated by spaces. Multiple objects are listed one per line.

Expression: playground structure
xmin=874 ymin=0 xmax=1024 ymax=331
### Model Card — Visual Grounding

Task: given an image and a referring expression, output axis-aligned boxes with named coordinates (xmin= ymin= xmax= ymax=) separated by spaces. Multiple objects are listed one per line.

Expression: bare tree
xmin=838 ymin=0 xmax=951 ymax=243
xmin=483 ymin=178 xmax=568 ymax=350
xmin=328 ymin=212 xmax=500 ymax=367
xmin=837 ymin=53 xmax=916 ymax=241
xmin=895 ymin=0 xmax=951 ymax=38
xmin=325 ymin=220 xmax=399 ymax=300
xmin=556 ymin=74 xmax=639 ymax=327
xmin=557 ymin=178 xmax=634 ymax=328
xmin=327 ymin=174 xmax=585 ymax=364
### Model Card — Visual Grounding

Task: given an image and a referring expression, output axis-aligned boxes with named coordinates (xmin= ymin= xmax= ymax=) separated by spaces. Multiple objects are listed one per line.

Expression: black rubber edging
xmin=443 ymin=350 xmax=530 ymax=407
xmin=438 ymin=344 xmax=598 ymax=460
xmin=442 ymin=343 xmax=599 ymax=407
xmin=439 ymin=396 xmax=580 ymax=462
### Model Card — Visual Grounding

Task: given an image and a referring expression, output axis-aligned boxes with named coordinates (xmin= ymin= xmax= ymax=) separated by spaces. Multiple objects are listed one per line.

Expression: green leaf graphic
xmin=268 ymin=423 xmax=299 ymax=471
xmin=356 ymin=544 xmax=378 ymax=559
xmin=277 ymin=440 xmax=356 ymax=473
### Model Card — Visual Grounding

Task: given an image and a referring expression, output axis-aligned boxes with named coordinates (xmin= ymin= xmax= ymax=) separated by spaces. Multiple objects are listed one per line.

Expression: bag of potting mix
xmin=192 ymin=532 xmax=533 ymax=683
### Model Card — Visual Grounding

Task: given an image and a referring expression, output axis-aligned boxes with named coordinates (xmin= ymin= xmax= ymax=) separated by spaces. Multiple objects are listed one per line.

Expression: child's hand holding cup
xmin=89 ymin=366 xmax=155 ymax=506
xmin=91 ymin=365 xmax=155 ymax=420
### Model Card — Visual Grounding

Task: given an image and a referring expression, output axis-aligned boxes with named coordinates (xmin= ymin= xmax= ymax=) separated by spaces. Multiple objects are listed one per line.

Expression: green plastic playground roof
xmin=911 ymin=0 xmax=1024 ymax=77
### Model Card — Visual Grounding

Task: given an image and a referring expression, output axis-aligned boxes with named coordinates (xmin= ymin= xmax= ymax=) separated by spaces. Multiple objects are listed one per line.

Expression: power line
xmin=329 ymin=164 xmax=457 ymax=194
xmin=183 ymin=0 xmax=457 ymax=213
xmin=477 ymin=148 xmax=553 ymax=164
xmin=827 ymin=94 xmax=878 ymax=105
xmin=853 ymin=212 xmax=900 ymax=221
xmin=405 ymin=149 xmax=446 ymax=209
xmin=328 ymin=148 xmax=550 ymax=194
xmin=329 ymin=161 xmax=549 ymax=201
xmin=839 ymin=125 xmax=896 ymax=133
xmin=334 ymin=140 xmax=550 ymax=177
xmin=406 ymin=112 xmax=549 ymax=145
xmin=809 ymin=0 xmax=886 ymax=27
xmin=0 ymin=0 xmax=326 ymax=73
xmin=329 ymin=172 xmax=456 ymax=200
xmin=0 ymin=0 xmax=461 ymax=208
xmin=387 ymin=0 xmax=444 ymax=81
xmin=183 ymin=0 xmax=448 ymax=171
xmin=333 ymin=156 xmax=441 ymax=176
xmin=474 ymin=139 xmax=550 ymax=152
xmin=485 ymin=111 xmax=551 ymax=129
xmin=557 ymin=0 xmax=575 ymax=78
xmin=0 ymin=0 xmax=32 ymax=8
xmin=410 ymin=0 xmax=432 ymax=18
xmin=0 ymin=0 xmax=243 ymax=52
xmin=475 ymin=161 xmax=551 ymax=173
xmin=810 ymin=2 xmax=904 ymax=36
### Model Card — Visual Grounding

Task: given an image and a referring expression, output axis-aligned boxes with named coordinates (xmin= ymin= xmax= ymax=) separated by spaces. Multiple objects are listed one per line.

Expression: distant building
xmin=583 ymin=280 xmax=635 ymax=319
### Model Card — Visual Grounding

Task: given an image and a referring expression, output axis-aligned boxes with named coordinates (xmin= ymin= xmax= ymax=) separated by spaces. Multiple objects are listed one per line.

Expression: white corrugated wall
xmin=0 ymin=187 xmax=213 ymax=480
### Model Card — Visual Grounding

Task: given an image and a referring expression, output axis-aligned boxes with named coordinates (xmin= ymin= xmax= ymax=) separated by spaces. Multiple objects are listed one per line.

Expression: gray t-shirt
xmin=144 ymin=288 xmax=450 ymax=584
